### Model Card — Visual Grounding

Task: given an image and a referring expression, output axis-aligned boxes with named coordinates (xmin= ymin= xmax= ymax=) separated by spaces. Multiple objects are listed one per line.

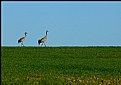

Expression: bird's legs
xmin=21 ymin=42 xmax=24 ymax=46
xmin=44 ymin=43 xmax=46 ymax=47
xmin=40 ymin=43 xmax=46 ymax=47
xmin=21 ymin=43 xmax=22 ymax=46
xmin=41 ymin=43 xmax=43 ymax=47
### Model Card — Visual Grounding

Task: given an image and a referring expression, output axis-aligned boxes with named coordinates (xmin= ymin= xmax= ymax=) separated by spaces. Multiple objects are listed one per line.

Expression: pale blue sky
xmin=1 ymin=1 xmax=121 ymax=46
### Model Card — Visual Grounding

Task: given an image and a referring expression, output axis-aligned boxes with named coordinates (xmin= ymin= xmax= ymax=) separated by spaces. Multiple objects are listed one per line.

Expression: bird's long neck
xmin=46 ymin=31 xmax=48 ymax=36
xmin=44 ymin=31 xmax=48 ymax=39
xmin=25 ymin=34 xmax=27 ymax=37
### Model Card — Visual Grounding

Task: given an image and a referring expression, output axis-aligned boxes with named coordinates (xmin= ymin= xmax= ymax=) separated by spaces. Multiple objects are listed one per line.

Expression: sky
xmin=1 ymin=1 xmax=121 ymax=46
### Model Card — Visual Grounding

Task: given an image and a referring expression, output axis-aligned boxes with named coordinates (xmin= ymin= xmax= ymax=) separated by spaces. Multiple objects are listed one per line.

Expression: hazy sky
xmin=1 ymin=1 xmax=121 ymax=46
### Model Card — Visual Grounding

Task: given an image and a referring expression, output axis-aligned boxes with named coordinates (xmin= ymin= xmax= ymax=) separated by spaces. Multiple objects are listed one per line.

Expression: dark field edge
xmin=1 ymin=46 xmax=121 ymax=48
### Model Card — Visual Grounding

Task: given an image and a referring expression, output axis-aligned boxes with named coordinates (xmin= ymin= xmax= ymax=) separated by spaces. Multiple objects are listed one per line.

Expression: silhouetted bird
xmin=38 ymin=30 xmax=48 ymax=47
xmin=18 ymin=32 xmax=27 ymax=46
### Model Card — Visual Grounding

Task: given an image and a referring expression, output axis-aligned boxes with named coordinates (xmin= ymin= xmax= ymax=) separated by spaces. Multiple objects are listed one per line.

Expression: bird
xmin=38 ymin=30 xmax=49 ymax=47
xmin=18 ymin=32 xmax=27 ymax=46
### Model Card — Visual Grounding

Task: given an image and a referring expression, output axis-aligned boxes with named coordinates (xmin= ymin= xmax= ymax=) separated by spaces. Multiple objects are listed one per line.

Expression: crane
xmin=18 ymin=32 xmax=27 ymax=46
xmin=38 ymin=30 xmax=48 ymax=47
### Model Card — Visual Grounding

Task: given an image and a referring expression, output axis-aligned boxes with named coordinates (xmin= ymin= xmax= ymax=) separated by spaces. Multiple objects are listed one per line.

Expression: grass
xmin=1 ymin=46 xmax=121 ymax=85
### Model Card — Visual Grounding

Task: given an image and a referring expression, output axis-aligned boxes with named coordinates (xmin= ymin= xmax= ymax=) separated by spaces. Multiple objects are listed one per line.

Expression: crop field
xmin=1 ymin=46 xmax=121 ymax=85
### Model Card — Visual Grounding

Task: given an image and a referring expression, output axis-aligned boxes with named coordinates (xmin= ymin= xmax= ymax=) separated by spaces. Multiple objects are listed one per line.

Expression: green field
xmin=1 ymin=47 xmax=121 ymax=85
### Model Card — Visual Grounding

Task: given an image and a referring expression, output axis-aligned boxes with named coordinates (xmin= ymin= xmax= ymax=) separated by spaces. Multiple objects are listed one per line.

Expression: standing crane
xmin=38 ymin=30 xmax=49 ymax=47
xmin=18 ymin=32 xmax=27 ymax=46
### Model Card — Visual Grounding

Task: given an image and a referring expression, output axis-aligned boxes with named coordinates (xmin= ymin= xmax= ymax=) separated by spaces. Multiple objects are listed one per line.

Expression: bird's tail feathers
xmin=18 ymin=40 xmax=21 ymax=43
xmin=38 ymin=40 xmax=40 ymax=45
